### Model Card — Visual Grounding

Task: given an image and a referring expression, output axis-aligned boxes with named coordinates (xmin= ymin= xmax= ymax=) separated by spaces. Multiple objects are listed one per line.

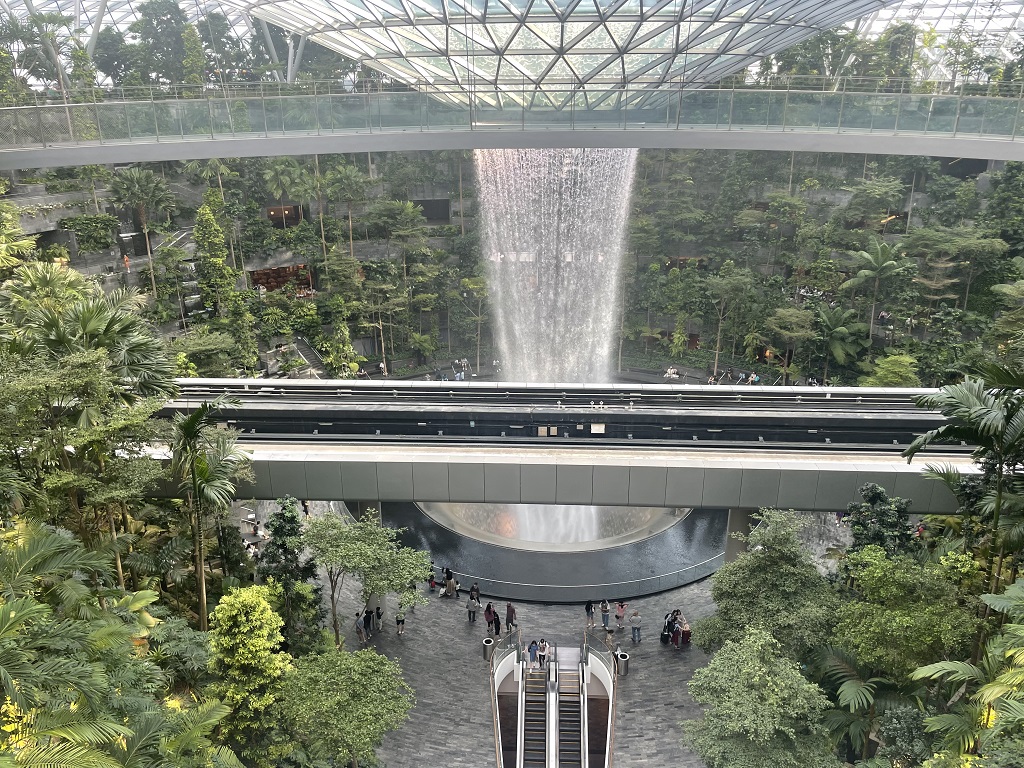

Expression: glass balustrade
xmin=2 ymin=79 xmax=1023 ymax=148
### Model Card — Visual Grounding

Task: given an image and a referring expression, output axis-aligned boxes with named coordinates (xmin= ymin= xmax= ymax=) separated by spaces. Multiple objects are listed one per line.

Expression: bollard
xmin=483 ymin=636 xmax=496 ymax=661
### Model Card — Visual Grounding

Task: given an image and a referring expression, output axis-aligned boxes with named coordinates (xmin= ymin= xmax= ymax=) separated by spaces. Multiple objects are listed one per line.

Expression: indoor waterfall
xmin=474 ymin=147 xmax=638 ymax=383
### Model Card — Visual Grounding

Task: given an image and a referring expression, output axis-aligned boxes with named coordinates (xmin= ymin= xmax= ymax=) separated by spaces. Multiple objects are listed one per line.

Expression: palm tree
xmin=9 ymin=280 xmax=177 ymax=400
xmin=813 ymin=645 xmax=908 ymax=761
xmin=841 ymin=238 xmax=908 ymax=340
xmin=0 ymin=206 xmax=38 ymax=270
xmin=111 ymin=168 xmax=177 ymax=299
xmin=171 ymin=400 xmax=249 ymax=631
xmin=262 ymin=157 xmax=301 ymax=229
xmin=905 ymin=373 xmax=1024 ymax=600
xmin=326 ymin=164 xmax=368 ymax=261
xmin=816 ymin=303 xmax=870 ymax=382
xmin=912 ymin=583 xmax=1024 ymax=757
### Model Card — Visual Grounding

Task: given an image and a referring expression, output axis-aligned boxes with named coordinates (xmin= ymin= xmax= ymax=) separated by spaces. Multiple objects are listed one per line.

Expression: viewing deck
xmin=4 ymin=77 xmax=1024 ymax=168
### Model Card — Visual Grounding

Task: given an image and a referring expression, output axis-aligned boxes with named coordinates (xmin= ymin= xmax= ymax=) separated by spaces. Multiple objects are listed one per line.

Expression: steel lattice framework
xmin=6 ymin=0 xmax=1024 ymax=87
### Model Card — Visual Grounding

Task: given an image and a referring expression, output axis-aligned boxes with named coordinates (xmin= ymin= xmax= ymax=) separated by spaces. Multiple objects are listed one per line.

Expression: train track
xmin=158 ymin=378 xmax=961 ymax=452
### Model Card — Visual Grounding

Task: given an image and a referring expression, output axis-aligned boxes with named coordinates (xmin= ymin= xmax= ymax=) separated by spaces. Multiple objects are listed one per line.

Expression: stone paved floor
xmin=333 ymin=575 xmax=717 ymax=768
xmin=240 ymin=501 xmax=845 ymax=768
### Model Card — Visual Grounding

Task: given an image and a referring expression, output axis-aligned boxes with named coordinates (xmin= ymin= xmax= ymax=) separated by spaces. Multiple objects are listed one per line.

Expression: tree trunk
xmin=348 ymin=202 xmax=355 ymax=260
xmin=329 ymin=570 xmax=341 ymax=647
xmin=476 ymin=297 xmax=483 ymax=372
xmin=143 ymin=223 xmax=159 ymax=299
xmin=108 ymin=508 xmax=125 ymax=590
xmin=868 ymin=277 xmax=879 ymax=340
xmin=713 ymin=311 xmax=724 ymax=376
xmin=458 ymin=158 xmax=465 ymax=237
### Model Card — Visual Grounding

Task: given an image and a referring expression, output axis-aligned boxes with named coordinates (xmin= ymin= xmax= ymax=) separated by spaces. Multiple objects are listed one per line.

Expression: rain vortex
xmin=474 ymin=148 xmax=638 ymax=383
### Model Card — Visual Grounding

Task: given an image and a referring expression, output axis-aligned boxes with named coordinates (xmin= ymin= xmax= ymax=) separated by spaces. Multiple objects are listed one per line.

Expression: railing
xmin=6 ymin=77 xmax=1024 ymax=152
xmin=582 ymin=629 xmax=616 ymax=679
xmin=454 ymin=552 xmax=724 ymax=604
xmin=579 ymin=656 xmax=590 ymax=768
xmin=490 ymin=629 xmax=521 ymax=768
xmin=547 ymin=642 xmax=559 ymax=768
xmin=516 ymin=656 xmax=526 ymax=768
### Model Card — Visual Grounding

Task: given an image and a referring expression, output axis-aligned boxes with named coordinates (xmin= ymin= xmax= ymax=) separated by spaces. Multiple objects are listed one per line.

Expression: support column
xmin=724 ymin=508 xmax=755 ymax=562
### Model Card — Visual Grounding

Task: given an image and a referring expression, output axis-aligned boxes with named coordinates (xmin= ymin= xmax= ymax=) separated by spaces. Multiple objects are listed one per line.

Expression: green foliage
xmin=280 ymin=649 xmax=414 ymax=766
xmin=684 ymin=628 xmax=841 ymax=768
xmin=207 ymin=586 xmax=293 ymax=766
xmin=845 ymin=483 xmax=918 ymax=556
xmin=58 ymin=214 xmax=119 ymax=252
xmin=835 ymin=545 xmax=978 ymax=678
xmin=692 ymin=509 xmax=839 ymax=658
xmin=181 ymin=24 xmax=205 ymax=85
xmin=859 ymin=354 xmax=922 ymax=387
xmin=256 ymin=497 xmax=323 ymax=656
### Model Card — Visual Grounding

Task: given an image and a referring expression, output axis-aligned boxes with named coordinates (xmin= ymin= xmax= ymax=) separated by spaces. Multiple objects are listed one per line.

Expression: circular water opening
xmin=415 ymin=502 xmax=688 ymax=552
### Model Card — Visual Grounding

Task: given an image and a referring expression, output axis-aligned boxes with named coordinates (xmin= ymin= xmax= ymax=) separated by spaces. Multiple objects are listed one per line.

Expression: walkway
xmin=352 ymin=573 xmax=717 ymax=768
xmin=6 ymin=83 xmax=1024 ymax=169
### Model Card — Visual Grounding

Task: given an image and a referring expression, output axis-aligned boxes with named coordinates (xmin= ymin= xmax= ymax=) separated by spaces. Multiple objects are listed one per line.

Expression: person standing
xmin=355 ymin=612 xmax=367 ymax=647
xmin=528 ymin=639 xmax=539 ymax=668
xmin=362 ymin=609 xmax=374 ymax=640
xmin=537 ymin=638 xmax=548 ymax=667
xmin=585 ymin=600 xmax=595 ymax=629
xmin=680 ymin=621 xmax=692 ymax=646
xmin=629 ymin=610 xmax=642 ymax=643
xmin=396 ymin=607 xmax=406 ymax=635
xmin=492 ymin=609 xmax=502 ymax=637
xmin=483 ymin=603 xmax=495 ymax=634
xmin=469 ymin=582 xmax=481 ymax=602
xmin=671 ymin=616 xmax=682 ymax=649
xmin=505 ymin=602 xmax=517 ymax=632
xmin=374 ymin=606 xmax=383 ymax=632
xmin=467 ymin=596 xmax=481 ymax=622
xmin=600 ymin=599 xmax=611 ymax=630
xmin=615 ymin=601 xmax=628 ymax=629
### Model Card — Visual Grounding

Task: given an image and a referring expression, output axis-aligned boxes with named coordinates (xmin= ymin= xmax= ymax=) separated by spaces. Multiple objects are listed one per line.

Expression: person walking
xmin=629 ymin=610 xmax=642 ymax=643
xmin=354 ymin=612 xmax=367 ymax=647
xmin=396 ymin=607 xmax=406 ymax=636
xmin=537 ymin=638 xmax=548 ymax=667
xmin=469 ymin=582 xmax=480 ymax=602
xmin=467 ymin=596 xmax=481 ymax=622
xmin=483 ymin=603 xmax=495 ymax=634
xmin=528 ymin=639 xmax=539 ymax=668
xmin=615 ymin=601 xmax=628 ymax=629
xmin=505 ymin=602 xmax=517 ymax=632
xmin=585 ymin=600 xmax=595 ymax=629
xmin=600 ymin=599 xmax=611 ymax=630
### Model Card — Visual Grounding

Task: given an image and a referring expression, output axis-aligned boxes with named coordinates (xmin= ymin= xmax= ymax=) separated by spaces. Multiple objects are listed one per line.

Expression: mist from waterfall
xmin=474 ymin=148 xmax=638 ymax=383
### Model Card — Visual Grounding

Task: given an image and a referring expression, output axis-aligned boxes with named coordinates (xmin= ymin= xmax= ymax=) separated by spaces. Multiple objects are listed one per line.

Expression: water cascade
xmin=474 ymin=148 xmax=638 ymax=382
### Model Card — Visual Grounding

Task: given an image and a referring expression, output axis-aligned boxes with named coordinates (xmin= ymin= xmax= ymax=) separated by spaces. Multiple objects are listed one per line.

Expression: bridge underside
xmin=221 ymin=441 xmax=967 ymax=513
xmin=4 ymin=128 xmax=1023 ymax=170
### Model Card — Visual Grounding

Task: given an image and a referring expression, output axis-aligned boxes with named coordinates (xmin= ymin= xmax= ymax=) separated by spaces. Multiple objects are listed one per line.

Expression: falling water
xmin=474 ymin=148 xmax=638 ymax=382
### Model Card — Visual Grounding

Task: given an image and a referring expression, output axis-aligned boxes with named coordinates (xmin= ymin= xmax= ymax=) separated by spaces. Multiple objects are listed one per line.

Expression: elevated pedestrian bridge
xmin=159 ymin=379 xmax=974 ymax=513
xmin=5 ymin=80 xmax=1024 ymax=168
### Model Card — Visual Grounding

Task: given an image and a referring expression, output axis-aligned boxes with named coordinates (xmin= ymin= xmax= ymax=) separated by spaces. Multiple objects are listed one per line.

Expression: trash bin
xmin=483 ymin=636 xmax=496 ymax=661
xmin=615 ymin=652 xmax=629 ymax=676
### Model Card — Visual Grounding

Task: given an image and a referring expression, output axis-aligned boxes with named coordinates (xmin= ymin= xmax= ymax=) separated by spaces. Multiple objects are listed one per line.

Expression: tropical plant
xmin=170 ymin=399 xmax=250 ymax=631
xmin=816 ymin=303 xmax=869 ymax=382
xmin=110 ymin=168 xmax=177 ymax=298
xmin=841 ymin=238 xmax=910 ymax=340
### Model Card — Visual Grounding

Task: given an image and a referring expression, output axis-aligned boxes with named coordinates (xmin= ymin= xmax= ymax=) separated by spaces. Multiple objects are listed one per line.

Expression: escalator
xmin=557 ymin=669 xmax=582 ymax=766
xmin=523 ymin=669 xmax=547 ymax=767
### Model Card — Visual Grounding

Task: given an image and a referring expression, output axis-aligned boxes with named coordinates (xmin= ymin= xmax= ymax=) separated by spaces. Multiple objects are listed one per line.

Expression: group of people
xmin=430 ymin=564 xmax=461 ymax=598
xmin=661 ymin=609 xmax=691 ymax=649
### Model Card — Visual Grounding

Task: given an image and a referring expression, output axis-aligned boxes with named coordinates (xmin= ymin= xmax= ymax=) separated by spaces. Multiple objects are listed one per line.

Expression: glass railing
xmin=3 ymin=77 xmax=1024 ymax=150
